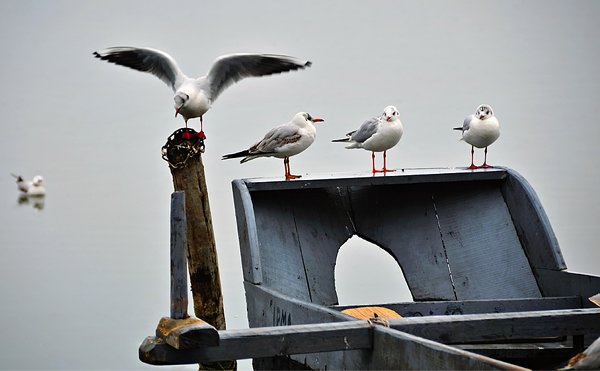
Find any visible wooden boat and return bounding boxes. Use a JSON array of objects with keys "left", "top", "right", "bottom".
[{"left": 140, "top": 167, "right": 600, "bottom": 370}]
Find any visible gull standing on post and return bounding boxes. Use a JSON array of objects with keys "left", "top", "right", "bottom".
[
  {"left": 332, "top": 105, "right": 403, "bottom": 173},
  {"left": 93, "top": 47, "right": 312, "bottom": 139},
  {"left": 222, "top": 112, "right": 324, "bottom": 180},
  {"left": 454, "top": 104, "right": 500, "bottom": 169}
]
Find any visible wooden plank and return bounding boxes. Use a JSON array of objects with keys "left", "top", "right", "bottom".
[
  {"left": 535, "top": 269, "right": 600, "bottom": 307},
  {"left": 457, "top": 342, "right": 577, "bottom": 369},
  {"left": 244, "top": 167, "right": 508, "bottom": 192},
  {"left": 349, "top": 184, "right": 456, "bottom": 300},
  {"left": 500, "top": 168, "right": 566, "bottom": 270},
  {"left": 433, "top": 182, "right": 541, "bottom": 299},
  {"left": 288, "top": 188, "right": 354, "bottom": 305},
  {"left": 243, "top": 282, "right": 353, "bottom": 328},
  {"left": 139, "top": 321, "right": 372, "bottom": 364},
  {"left": 170, "top": 191, "right": 188, "bottom": 319},
  {"left": 251, "top": 190, "right": 312, "bottom": 301},
  {"left": 140, "top": 320, "right": 523, "bottom": 369},
  {"left": 387, "top": 308, "right": 600, "bottom": 344},
  {"left": 231, "top": 180, "right": 262, "bottom": 284},
  {"left": 334, "top": 296, "right": 581, "bottom": 317},
  {"left": 366, "top": 326, "right": 525, "bottom": 370}
]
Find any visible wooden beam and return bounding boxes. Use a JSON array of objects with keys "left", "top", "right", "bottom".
[
  {"left": 334, "top": 296, "right": 582, "bottom": 317},
  {"left": 139, "top": 320, "right": 526, "bottom": 369},
  {"left": 387, "top": 308, "right": 600, "bottom": 344},
  {"left": 243, "top": 167, "right": 507, "bottom": 192},
  {"left": 140, "top": 321, "right": 372, "bottom": 364},
  {"left": 369, "top": 326, "right": 526, "bottom": 370}
]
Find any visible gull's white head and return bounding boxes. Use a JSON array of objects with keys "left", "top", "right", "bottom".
[
  {"left": 174, "top": 92, "right": 189, "bottom": 117},
  {"left": 382, "top": 105, "right": 400, "bottom": 122},
  {"left": 294, "top": 112, "right": 324, "bottom": 125},
  {"left": 475, "top": 104, "right": 494, "bottom": 120},
  {"left": 32, "top": 175, "right": 44, "bottom": 186}
]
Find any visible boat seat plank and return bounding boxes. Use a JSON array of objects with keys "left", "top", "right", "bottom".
[
  {"left": 350, "top": 184, "right": 457, "bottom": 300},
  {"left": 433, "top": 182, "right": 542, "bottom": 299}
]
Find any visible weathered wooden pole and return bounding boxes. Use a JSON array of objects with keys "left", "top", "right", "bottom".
[
  {"left": 162, "top": 129, "right": 235, "bottom": 370},
  {"left": 162, "top": 129, "right": 226, "bottom": 330}
]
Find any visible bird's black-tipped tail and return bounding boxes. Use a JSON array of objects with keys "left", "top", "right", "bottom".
[
  {"left": 222, "top": 150, "right": 250, "bottom": 162},
  {"left": 332, "top": 138, "right": 350, "bottom": 143}
]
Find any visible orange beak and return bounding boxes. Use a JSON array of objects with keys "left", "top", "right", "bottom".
[
  {"left": 312, "top": 118, "right": 324, "bottom": 123},
  {"left": 175, "top": 108, "right": 180, "bottom": 117}
]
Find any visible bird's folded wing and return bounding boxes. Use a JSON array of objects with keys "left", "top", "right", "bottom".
[
  {"left": 350, "top": 117, "right": 381, "bottom": 143},
  {"left": 250, "top": 124, "right": 301, "bottom": 154}
]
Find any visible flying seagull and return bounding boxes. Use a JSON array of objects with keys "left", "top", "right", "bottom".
[
  {"left": 93, "top": 47, "right": 312, "bottom": 139},
  {"left": 333, "top": 105, "right": 403, "bottom": 173},
  {"left": 222, "top": 112, "right": 323, "bottom": 180},
  {"left": 453, "top": 104, "right": 500, "bottom": 169}
]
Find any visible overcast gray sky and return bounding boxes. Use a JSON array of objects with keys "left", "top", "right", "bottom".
[{"left": 1, "top": 1, "right": 599, "bottom": 369}]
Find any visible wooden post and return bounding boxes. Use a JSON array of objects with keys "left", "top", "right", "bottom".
[
  {"left": 163, "top": 130, "right": 226, "bottom": 331},
  {"left": 163, "top": 130, "right": 235, "bottom": 370},
  {"left": 170, "top": 191, "right": 188, "bottom": 320}
]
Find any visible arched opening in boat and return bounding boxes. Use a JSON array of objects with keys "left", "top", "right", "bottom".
[{"left": 334, "top": 235, "right": 413, "bottom": 306}]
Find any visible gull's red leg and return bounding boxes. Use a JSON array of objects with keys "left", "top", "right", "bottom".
[
  {"left": 371, "top": 152, "right": 378, "bottom": 173},
  {"left": 481, "top": 147, "right": 492, "bottom": 168},
  {"left": 382, "top": 150, "right": 396, "bottom": 173},
  {"left": 197, "top": 116, "right": 206, "bottom": 140},
  {"left": 468, "top": 146, "right": 478, "bottom": 169},
  {"left": 182, "top": 119, "right": 192, "bottom": 140},
  {"left": 285, "top": 157, "right": 301, "bottom": 180}
]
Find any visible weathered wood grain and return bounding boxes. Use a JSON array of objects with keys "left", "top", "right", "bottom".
[
  {"left": 243, "top": 282, "right": 352, "bottom": 329},
  {"left": 367, "top": 326, "right": 525, "bottom": 370},
  {"left": 170, "top": 191, "right": 188, "bottom": 320},
  {"left": 140, "top": 321, "right": 524, "bottom": 369},
  {"left": 387, "top": 308, "right": 600, "bottom": 344},
  {"left": 244, "top": 167, "right": 507, "bottom": 192},
  {"left": 169, "top": 149, "right": 225, "bottom": 330},
  {"left": 140, "top": 321, "right": 372, "bottom": 364},
  {"left": 433, "top": 182, "right": 541, "bottom": 299},
  {"left": 350, "top": 184, "right": 457, "bottom": 300},
  {"left": 287, "top": 188, "right": 354, "bottom": 305},
  {"left": 500, "top": 168, "right": 566, "bottom": 270},
  {"left": 156, "top": 316, "right": 219, "bottom": 349},
  {"left": 231, "top": 179, "right": 262, "bottom": 284},
  {"left": 334, "top": 296, "right": 581, "bottom": 317},
  {"left": 535, "top": 269, "right": 600, "bottom": 307},
  {"left": 250, "top": 190, "right": 312, "bottom": 302}
]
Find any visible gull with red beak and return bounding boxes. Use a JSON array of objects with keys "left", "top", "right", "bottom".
[
  {"left": 333, "top": 105, "right": 403, "bottom": 173},
  {"left": 222, "top": 112, "right": 324, "bottom": 180},
  {"left": 93, "top": 47, "right": 312, "bottom": 139},
  {"left": 453, "top": 104, "right": 500, "bottom": 169}
]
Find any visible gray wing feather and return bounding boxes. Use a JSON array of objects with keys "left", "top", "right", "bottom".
[
  {"left": 459, "top": 114, "right": 475, "bottom": 132},
  {"left": 93, "top": 47, "right": 188, "bottom": 91},
  {"left": 206, "top": 54, "right": 311, "bottom": 100},
  {"left": 350, "top": 117, "right": 381, "bottom": 143},
  {"left": 250, "top": 124, "right": 300, "bottom": 154}
]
